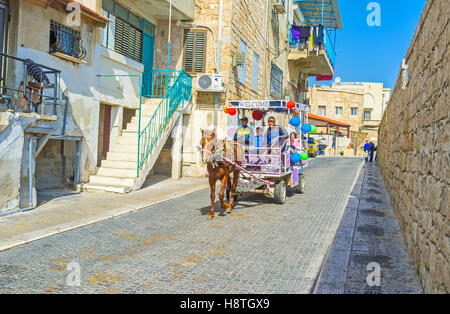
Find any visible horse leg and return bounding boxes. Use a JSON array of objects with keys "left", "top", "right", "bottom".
[
  {"left": 208, "top": 177, "right": 216, "bottom": 220},
  {"left": 219, "top": 174, "right": 229, "bottom": 211},
  {"left": 228, "top": 169, "right": 240, "bottom": 210}
]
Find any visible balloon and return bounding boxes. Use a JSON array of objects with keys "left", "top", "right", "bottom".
[
  {"left": 224, "top": 107, "right": 229, "bottom": 114},
  {"left": 287, "top": 101, "right": 295, "bottom": 109},
  {"left": 290, "top": 153, "right": 301, "bottom": 163},
  {"left": 227, "top": 108, "right": 237, "bottom": 116},
  {"left": 252, "top": 110, "right": 264, "bottom": 121},
  {"left": 289, "top": 117, "right": 301, "bottom": 127},
  {"left": 227, "top": 127, "right": 236, "bottom": 138},
  {"left": 310, "top": 125, "right": 317, "bottom": 134},
  {"left": 295, "top": 110, "right": 300, "bottom": 116},
  {"left": 300, "top": 152, "right": 309, "bottom": 160},
  {"left": 301, "top": 123, "right": 312, "bottom": 133}
]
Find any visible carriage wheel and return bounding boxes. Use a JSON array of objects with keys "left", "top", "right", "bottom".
[
  {"left": 295, "top": 174, "right": 305, "bottom": 194},
  {"left": 274, "top": 180, "right": 286, "bottom": 204}
]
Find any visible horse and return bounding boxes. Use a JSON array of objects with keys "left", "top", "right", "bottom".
[{"left": 200, "top": 129, "right": 244, "bottom": 220}]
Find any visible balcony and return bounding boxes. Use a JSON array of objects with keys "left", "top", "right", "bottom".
[
  {"left": 288, "top": 25, "right": 335, "bottom": 77},
  {"left": 118, "top": 0, "right": 194, "bottom": 21}
]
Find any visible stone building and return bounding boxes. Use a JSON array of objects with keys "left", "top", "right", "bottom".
[
  {"left": 307, "top": 82, "right": 390, "bottom": 155},
  {"left": 378, "top": 0, "right": 449, "bottom": 293}
]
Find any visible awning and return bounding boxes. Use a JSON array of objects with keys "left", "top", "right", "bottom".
[{"left": 307, "top": 113, "right": 350, "bottom": 127}]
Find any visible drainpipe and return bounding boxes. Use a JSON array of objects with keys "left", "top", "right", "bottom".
[
  {"left": 167, "top": 0, "right": 172, "bottom": 72},
  {"left": 263, "top": 0, "right": 270, "bottom": 98},
  {"left": 214, "top": 0, "right": 224, "bottom": 129}
]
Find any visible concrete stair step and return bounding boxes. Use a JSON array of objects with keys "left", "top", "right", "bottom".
[
  {"left": 89, "top": 175, "right": 135, "bottom": 187},
  {"left": 107, "top": 151, "right": 138, "bottom": 162},
  {"left": 111, "top": 143, "right": 139, "bottom": 153},
  {"left": 101, "top": 159, "right": 137, "bottom": 170},
  {"left": 83, "top": 183, "right": 131, "bottom": 193},
  {"left": 97, "top": 167, "right": 137, "bottom": 178}
]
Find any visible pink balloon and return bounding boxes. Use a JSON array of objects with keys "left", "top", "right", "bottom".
[{"left": 227, "top": 127, "right": 236, "bottom": 138}]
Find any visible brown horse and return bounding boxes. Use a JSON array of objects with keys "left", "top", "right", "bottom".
[{"left": 201, "top": 129, "right": 243, "bottom": 220}]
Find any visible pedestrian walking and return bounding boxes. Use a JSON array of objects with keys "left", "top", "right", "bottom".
[
  {"left": 363, "top": 140, "right": 370, "bottom": 162},
  {"left": 369, "top": 141, "right": 375, "bottom": 162}
]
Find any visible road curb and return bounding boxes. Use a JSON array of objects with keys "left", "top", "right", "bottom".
[
  {"left": 0, "top": 184, "right": 208, "bottom": 253},
  {"left": 313, "top": 160, "right": 365, "bottom": 294}
]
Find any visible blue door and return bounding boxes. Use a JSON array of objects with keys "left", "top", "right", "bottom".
[{"left": 142, "top": 20, "right": 155, "bottom": 97}]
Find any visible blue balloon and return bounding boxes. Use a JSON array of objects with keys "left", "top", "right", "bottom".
[
  {"left": 290, "top": 117, "right": 301, "bottom": 127},
  {"left": 290, "top": 153, "right": 301, "bottom": 163},
  {"left": 301, "top": 123, "right": 312, "bottom": 133}
]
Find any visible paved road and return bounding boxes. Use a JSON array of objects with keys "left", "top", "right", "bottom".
[{"left": 0, "top": 158, "right": 363, "bottom": 294}]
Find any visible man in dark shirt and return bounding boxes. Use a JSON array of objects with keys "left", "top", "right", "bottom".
[
  {"left": 263, "top": 116, "right": 289, "bottom": 154},
  {"left": 369, "top": 141, "right": 375, "bottom": 162}
]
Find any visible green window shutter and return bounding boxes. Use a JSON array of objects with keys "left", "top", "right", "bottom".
[
  {"left": 194, "top": 32, "right": 206, "bottom": 73},
  {"left": 184, "top": 30, "right": 206, "bottom": 73},
  {"left": 183, "top": 32, "right": 195, "bottom": 72},
  {"left": 115, "top": 17, "right": 142, "bottom": 63}
]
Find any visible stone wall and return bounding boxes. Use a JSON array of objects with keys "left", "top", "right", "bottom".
[{"left": 377, "top": 0, "right": 449, "bottom": 293}]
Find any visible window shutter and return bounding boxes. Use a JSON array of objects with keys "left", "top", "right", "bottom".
[
  {"left": 252, "top": 53, "right": 259, "bottom": 92},
  {"left": 183, "top": 32, "right": 194, "bottom": 72},
  {"left": 184, "top": 30, "right": 206, "bottom": 73},
  {"left": 238, "top": 39, "right": 247, "bottom": 84},
  {"left": 194, "top": 31, "right": 206, "bottom": 73},
  {"left": 115, "top": 18, "right": 142, "bottom": 63}
]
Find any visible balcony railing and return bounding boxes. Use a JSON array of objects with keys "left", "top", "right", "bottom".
[
  {"left": 142, "top": 70, "right": 182, "bottom": 98},
  {"left": 0, "top": 52, "right": 61, "bottom": 115},
  {"left": 289, "top": 24, "right": 336, "bottom": 69}
]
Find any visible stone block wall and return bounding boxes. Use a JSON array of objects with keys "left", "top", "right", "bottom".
[{"left": 377, "top": 0, "right": 449, "bottom": 293}]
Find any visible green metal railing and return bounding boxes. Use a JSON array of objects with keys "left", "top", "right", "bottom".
[
  {"left": 143, "top": 69, "right": 181, "bottom": 98},
  {"left": 137, "top": 70, "right": 192, "bottom": 176}
]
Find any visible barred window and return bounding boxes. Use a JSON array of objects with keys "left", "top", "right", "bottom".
[
  {"left": 49, "top": 21, "right": 86, "bottom": 59},
  {"left": 270, "top": 62, "right": 283, "bottom": 99}
]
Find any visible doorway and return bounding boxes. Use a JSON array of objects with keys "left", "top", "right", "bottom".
[
  {"left": 142, "top": 19, "right": 155, "bottom": 97},
  {"left": 98, "top": 103, "right": 112, "bottom": 167}
]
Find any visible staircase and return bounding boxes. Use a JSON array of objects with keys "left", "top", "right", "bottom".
[{"left": 83, "top": 70, "right": 192, "bottom": 193}]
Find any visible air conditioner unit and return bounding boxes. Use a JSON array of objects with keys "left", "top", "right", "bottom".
[
  {"left": 273, "top": 0, "right": 286, "bottom": 14},
  {"left": 196, "top": 74, "right": 225, "bottom": 92}
]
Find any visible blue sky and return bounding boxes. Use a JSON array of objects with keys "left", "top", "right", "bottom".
[{"left": 309, "top": 0, "right": 426, "bottom": 89}]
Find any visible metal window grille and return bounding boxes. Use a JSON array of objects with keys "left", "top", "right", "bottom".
[
  {"left": 270, "top": 62, "right": 283, "bottom": 99},
  {"left": 49, "top": 21, "right": 86, "bottom": 59}
]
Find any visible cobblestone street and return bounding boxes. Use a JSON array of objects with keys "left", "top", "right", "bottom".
[{"left": 0, "top": 158, "right": 363, "bottom": 293}]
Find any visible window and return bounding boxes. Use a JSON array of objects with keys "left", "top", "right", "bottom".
[
  {"left": 364, "top": 109, "right": 372, "bottom": 121},
  {"left": 335, "top": 106, "right": 343, "bottom": 116},
  {"left": 238, "top": 39, "right": 247, "bottom": 85},
  {"left": 49, "top": 21, "right": 86, "bottom": 59},
  {"left": 183, "top": 29, "right": 206, "bottom": 74},
  {"left": 318, "top": 106, "right": 326, "bottom": 116},
  {"left": 101, "top": 0, "right": 143, "bottom": 63},
  {"left": 270, "top": 62, "right": 283, "bottom": 99},
  {"left": 351, "top": 107, "right": 358, "bottom": 117},
  {"left": 252, "top": 52, "right": 259, "bottom": 92}
]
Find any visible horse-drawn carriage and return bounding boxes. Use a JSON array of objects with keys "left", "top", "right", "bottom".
[
  {"left": 201, "top": 99, "right": 310, "bottom": 219},
  {"left": 224, "top": 99, "right": 309, "bottom": 205}
]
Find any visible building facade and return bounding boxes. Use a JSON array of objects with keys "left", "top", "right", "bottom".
[
  {"left": 307, "top": 82, "right": 390, "bottom": 155},
  {"left": 0, "top": 0, "right": 342, "bottom": 214}
]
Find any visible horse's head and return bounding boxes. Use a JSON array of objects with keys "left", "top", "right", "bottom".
[{"left": 201, "top": 129, "right": 216, "bottom": 162}]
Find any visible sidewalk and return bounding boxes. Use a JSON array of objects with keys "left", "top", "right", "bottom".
[
  {"left": 314, "top": 161, "right": 423, "bottom": 294},
  {"left": 0, "top": 175, "right": 208, "bottom": 252}
]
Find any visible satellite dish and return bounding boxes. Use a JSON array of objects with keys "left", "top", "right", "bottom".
[{"left": 335, "top": 77, "right": 342, "bottom": 84}]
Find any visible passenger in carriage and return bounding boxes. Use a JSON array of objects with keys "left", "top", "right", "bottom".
[
  {"left": 263, "top": 116, "right": 289, "bottom": 153},
  {"left": 234, "top": 116, "right": 253, "bottom": 161}
]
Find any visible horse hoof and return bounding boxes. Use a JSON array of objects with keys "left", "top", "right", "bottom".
[
  {"left": 207, "top": 214, "right": 214, "bottom": 220},
  {"left": 226, "top": 207, "right": 232, "bottom": 213},
  {"left": 221, "top": 202, "right": 229, "bottom": 209}
]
